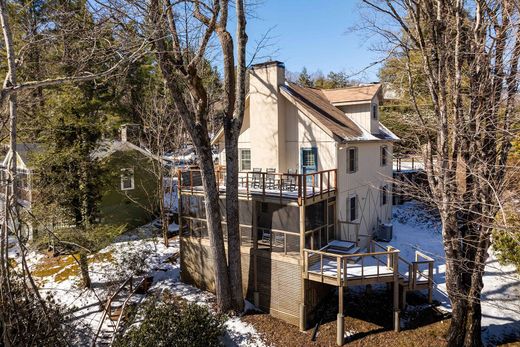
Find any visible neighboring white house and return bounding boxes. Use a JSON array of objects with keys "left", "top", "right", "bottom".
[{"left": 212, "top": 61, "right": 398, "bottom": 241}]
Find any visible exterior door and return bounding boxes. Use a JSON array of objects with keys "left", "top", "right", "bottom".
[{"left": 300, "top": 147, "right": 318, "bottom": 186}]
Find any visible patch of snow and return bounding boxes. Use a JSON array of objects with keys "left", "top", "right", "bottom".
[
  {"left": 389, "top": 201, "right": 520, "bottom": 344},
  {"left": 26, "top": 225, "right": 267, "bottom": 346}
]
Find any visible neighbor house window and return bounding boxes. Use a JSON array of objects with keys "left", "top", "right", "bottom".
[
  {"left": 347, "top": 147, "right": 358, "bottom": 173},
  {"left": 120, "top": 168, "right": 135, "bottom": 190},
  {"left": 381, "top": 185, "right": 388, "bottom": 205},
  {"left": 348, "top": 195, "right": 358, "bottom": 222},
  {"left": 380, "top": 145, "right": 388, "bottom": 166},
  {"left": 239, "top": 148, "right": 251, "bottom": 171},
  {"left": 372, "top": 104, "right": 378, "bottom": 119}
]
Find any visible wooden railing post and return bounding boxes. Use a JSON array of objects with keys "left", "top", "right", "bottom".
[
  {"left": 336, "top": 257, "right": 341, "bottom": 286},
  {"left": 262, "top": 173, "right": 266, "bottom": 197},
  {"left": 428, "top": 261, "right": 434, "bottom": 303}
]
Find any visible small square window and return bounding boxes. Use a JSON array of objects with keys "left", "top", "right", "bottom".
[{"left": 121, "top": 168, "right": 135, "bottom": 190}]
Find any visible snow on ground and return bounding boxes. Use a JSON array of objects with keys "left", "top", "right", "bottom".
[
  {"left": 388, "top": 201, "right": 520, "bottom": 344},
  {"left": 27, "top": 223, "right": 266, "bottom": 347}
]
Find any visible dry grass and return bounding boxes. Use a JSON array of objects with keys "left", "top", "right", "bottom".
[{"left": 32, "top": 250, "right": 114, "bottom": 283}]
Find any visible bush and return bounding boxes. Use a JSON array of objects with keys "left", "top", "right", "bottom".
[
  {"left": 493, "top": 209, "right": 520, "bottom": 271},
  {"left": 0, "top": 272, "right": 73, "bottom": 346},
  {"left": 114, "top": 296, "right": 226, "bottom": 347}
]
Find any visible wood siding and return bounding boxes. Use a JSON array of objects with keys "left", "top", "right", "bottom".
[{"left": 180, "top": 237, "right": 302, "bottom": 326}]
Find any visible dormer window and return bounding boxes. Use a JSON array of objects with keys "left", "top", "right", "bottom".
[{"left": 372, "top": 104, "right": 378, "bottom": 120}]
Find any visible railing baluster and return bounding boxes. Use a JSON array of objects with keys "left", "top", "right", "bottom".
[
  {"left": 320, "top": 172, "right": 323, "bottom": 198},
  {"left": 320, "top": 253, "right": 324, "bottom": 282},
  {"left": 262, "top": 173, "right": 266, "bottom": 197}
]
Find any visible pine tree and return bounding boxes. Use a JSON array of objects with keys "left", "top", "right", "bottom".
[{"left": 297, "top": 67, "right": 313, "bottom": 87}]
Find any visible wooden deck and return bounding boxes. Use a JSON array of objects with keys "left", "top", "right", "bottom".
[
  {"left": 178, "top": 168, "right": 337, "bottom": 205},
  {"left": 303, "top": 240, "right": 434, "bottom": 295}
]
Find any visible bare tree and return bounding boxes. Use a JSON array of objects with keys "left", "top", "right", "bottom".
[
  {"left": 145, "top": 0, "right": 247, "bottom": 312},
  {"left": 0, "top": 0, "right": 141, "bottom": 343},
  {"left": 362, "top": 1, "right": 520, "bottom": 346}
]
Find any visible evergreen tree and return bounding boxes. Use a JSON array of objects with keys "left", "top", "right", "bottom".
[{"left": 297, "top": 67, "right": 313, "bottom": 87}]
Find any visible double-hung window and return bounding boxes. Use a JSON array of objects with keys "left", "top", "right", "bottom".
[
  {"left": 347, "top": 147, "right": 358, "bottom": 173},
  {"left": 348, "top": 195, "right": 358, "bottom": 222},
  {"left": 381, "top": 185, "right": 388, "bottom": 205},
  {"left": 380, "top": 145, "right": 388, "bottom": 166},
  {"left": 239, "top": 148, "right": 251, "bottom": 171},
  {"left": 121, "top": 168, "right": 135, "bottom": 190}
]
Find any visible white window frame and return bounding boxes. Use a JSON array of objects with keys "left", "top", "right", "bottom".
[
  {"left": 239, "top": 148, "right": 251, "bottom": 171},
  {"left": 380, "top": 145, "right": 388, "bottom": 166},
  {"left": 346, "top": 147, "right": 358, "bottom": 173},
  {"left": 372, "top": 103, "right": 378, "bottom": 120},
  {"left": 120, "top": 168, "right": 135, "bottom": 191},
  {"left": 347, "top": 194, "right": 359, "bottom": 222}
]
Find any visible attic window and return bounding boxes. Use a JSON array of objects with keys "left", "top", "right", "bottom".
[
  {"left": 121, "top": 168, "right": 135, "bottom": 191},
  {"left": 372, "top": 104, "right": 378, "bottom": 120}
]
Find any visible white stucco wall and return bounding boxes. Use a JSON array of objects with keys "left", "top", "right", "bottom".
[
  {"left": 335, "top": 141, "right": 393, "bottom": 242},
  {"left": 283, "top": 98, "right": 336, "bottom": 173}
]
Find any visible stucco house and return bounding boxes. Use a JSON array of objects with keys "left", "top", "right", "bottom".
[
  {"left": 178, "top": 61, "right": 434, "bottom": 345},
  {"left": 212, "top": 61, "right": 397, "bottom": 242}
]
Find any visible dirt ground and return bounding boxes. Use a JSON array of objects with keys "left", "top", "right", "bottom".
[{"left": 242, "top": 287, "right": 451, "bottom": 347}]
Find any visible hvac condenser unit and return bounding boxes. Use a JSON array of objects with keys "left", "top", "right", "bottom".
[{"left": 377, "top": 223, "right": 393, "bottom": 242}]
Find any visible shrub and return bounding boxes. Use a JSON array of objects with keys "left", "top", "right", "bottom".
[
  {"left": 114, "top": 296, "right": 226, "bottom": 347},
  {"left": 493, "top": 209, "right": 520, "bottom": 271}
]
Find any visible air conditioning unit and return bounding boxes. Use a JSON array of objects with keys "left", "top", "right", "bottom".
[{"left": 377, "top": 223, "right": 393, "bottom": 242}]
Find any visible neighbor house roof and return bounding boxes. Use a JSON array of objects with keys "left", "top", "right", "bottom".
[
  {"left": 281, "top": 82, "right": 363, "bottom": 141},
  {"left": 1, "top": 143, "right": 42, "bottom": 169},
  {"left": 92, "top": 140, "right": 162, "bottom": 162},
  {"left": 321, "top": 84, "right": 382, "bottom": 105}
]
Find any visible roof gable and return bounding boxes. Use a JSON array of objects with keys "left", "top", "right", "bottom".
[
  {"left": 281, "top": 82, "right": 363, "bottom": 141},
  {"left": 321, "top": 84, "right": 382, "bottom": 105}
]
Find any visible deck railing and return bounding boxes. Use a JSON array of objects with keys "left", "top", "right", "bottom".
[
  {"left": 303, "top": 241, "right": 400, "bottom": 287},
  {"left": 303, "top": 240, "right": 435, "bottom": 291},
  {"left": 178, "top": 168, "right": 337, "bottom": 203}
]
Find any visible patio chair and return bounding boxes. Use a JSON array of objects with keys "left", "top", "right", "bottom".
[
  {"left": 273, "top": 232, "right": 285, "bottom": 248},
  {"left": 251, "top": 168, "right": 262, "bottom": 189},
  {"left": 260, "top": 229, "right": 271, "bottom": 244},
  {"left": 266, "top": 168, "right": 277, "bottom": 190},
  {"left": 285, "top": 168, "right": 298, "bottom": 192}
]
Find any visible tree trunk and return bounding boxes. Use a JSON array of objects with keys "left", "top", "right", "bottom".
[
  {"left": 224, "top": 128, "right": 244, "bottom": 312},
  {"left": 79, "top": 252, "right": 91, "bottom": 289},
  {"left": 198, "top": 145, "right": 233, "bottom": 312},
  {"left": 443, "top": 215, "right": 486, "bottom": 347}
]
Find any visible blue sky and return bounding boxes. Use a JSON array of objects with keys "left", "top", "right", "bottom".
[{"left": 246, "top": 0, "right": 381, "bottom": 82}]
